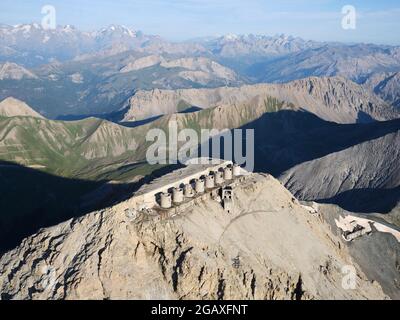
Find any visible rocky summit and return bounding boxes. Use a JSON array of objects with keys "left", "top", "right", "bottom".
[{"left": 0, "top": 171, "right": 397, "bottom": 300}]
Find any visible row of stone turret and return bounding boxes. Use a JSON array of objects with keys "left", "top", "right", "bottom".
[{"left": 159, "top": 164, "right": 241, "bottom": 209}]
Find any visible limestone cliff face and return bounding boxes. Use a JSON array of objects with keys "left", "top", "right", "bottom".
[
  {"left": 0, "top": 174, "right": 388, "bottom": 300},
  {"left": 122, "top": 77, "right": 398, "bottom": 124}
]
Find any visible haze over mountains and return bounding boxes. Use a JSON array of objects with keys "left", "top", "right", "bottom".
[
  {"left": 0, "top": 24, "right": 398, "bottom": 203},
  {"left": 0, "top": 24, "right": 317, "bottom": 66},
  {"left": 0, "top": 24, "right": 161, "bottom": 66},
  {"left": 1, "top": 24, "right": 400, "bottom": 119}
]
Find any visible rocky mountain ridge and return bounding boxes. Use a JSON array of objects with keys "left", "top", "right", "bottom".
[
  {"left": 253, "top": 44, "right": 400, "bottom": 84},
  {"left": 202, "top": 33, "right": 321, "bottom": 57},
  {"left": 280, "top": 130, "right": 400, "bottom": 213},
  {"left": 0, "top": 172, "right": 394, "bottom": 300},
  {"left": 122, "top": 76, "right": 398, "bottom": 124},
  {"left": 2, "top": 24, "right": 400, "bottom": 118}
]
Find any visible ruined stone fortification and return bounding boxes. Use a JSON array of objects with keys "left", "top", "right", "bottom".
[{"left": 125, "top": 160, "right": 245, "bottom": 221}]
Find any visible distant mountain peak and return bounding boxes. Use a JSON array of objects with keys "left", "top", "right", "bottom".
[
  {"left": 223, "top": 33, "right": 239, "bottom": 41},
  {"left": 62, "top": 24, "right": 76, "bottom": 32},
  {"left": 0, "top": 62, "right": 37, "bottom": 80},
  {"left": 98, "top": 24, "right": 138, "bottom": 37},
  {"left": 205, "top": 32, "right": 318, "bottom": 57},
  {"left": 0, "top": 97, "right": 44, "bottom": 119}
]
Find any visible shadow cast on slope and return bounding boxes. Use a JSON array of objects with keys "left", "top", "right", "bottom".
[
  {"left": 241, "top": 111, "right": 400, "bottom": 213},
  {"left": 0, "top": 161, "right": 180, "bottom": 254},
  {"left": 238, "top": 110, "right": 400, "bottom": 176},
  {"left": 199, "top": 110, "right": 399, "bottom": 213},
  {"left": 2, "top": 110, "right": 398, "bottom": 251},
  {"left": 319, "top": 186, "right": 400, "bottom": 214}
]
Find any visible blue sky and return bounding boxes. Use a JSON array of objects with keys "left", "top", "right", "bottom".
[{"left": 1, "top": 0, "right": 400, "bottom": 44}]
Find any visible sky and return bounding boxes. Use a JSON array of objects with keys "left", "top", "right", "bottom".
[{"left": 1, "top": 0, "right": 400, "bottom": 44}]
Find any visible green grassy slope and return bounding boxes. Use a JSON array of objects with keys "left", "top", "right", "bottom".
[{"left": 0, "top": 96, "right": 288, "bottom": 180}]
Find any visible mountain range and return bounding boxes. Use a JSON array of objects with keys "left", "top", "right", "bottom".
[
  {"left": 0, "top": 24, "right": 162, "bottom": 66},
  {"left": 0, "top": 86, "right": 398, "bottom": 251},
  {"left": 0, "top": 24, "right": 399, "bottom": 233},
  {"left": 120, "top": 76, "right": 399, "bottom": 123},
  {"left": 1, "top": 24, "right": 400, "bottom": 119},
  {"left": 0, "top": 23, "right": 399, "bottom": 300}
]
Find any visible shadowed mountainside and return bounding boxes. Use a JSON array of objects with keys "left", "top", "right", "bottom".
[
  {"left": 280, "top": 128, "right": 400, "bottom": 213},
  {"left": 320, "top": 187, "right": 400, "bottom": 214},
  {"left": 0, "top": 161, "right": 181, "bottom": 253},
  {"left": 239, "top": 112, "right": 400, "bottom": 213},
  {"left": 0, "top": 98, "right": 398, "bottom": 252},
  {"left": 1, "top": 99, "right": 399, "bottom": 215},
  {"left": 184, "top": 108, "right": 399, "bottom": 213},
  {"left": 239, "top": 111, "right": 400, "bottom": 175}
]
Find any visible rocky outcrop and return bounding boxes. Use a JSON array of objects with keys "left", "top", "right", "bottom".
[
  {"left": 0, "top": 173, "right": 389, "bottom": 300},
  {"left": 122, "top": 77, "right": 398, "bottom": 123}
]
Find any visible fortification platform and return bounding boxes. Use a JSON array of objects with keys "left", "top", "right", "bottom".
[{"left": 128, "top": 158, "right": 245, "bottom": 213}]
